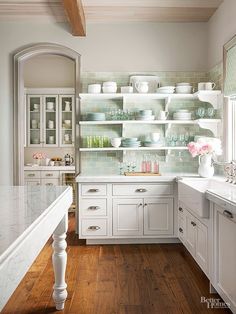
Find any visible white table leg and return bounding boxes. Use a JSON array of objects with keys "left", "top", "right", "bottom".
[{"left": 52, "top": 213, "right": 68, "bottom": 310}]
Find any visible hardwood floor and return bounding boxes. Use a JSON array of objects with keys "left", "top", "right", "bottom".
[{"left": 2, "top": 214, "right": 230, "bottom": 314}]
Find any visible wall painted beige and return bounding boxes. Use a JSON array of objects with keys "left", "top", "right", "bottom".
[
  {"left": 24, "top": 54, "right": 75, "bottom": 88},
  {"left": 208, "top": 0, "right": 236, "bottom": 68},
  {"left": 0, "top": 21, "right": 208, "bottom": 184}
]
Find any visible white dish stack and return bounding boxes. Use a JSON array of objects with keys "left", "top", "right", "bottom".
[
  {"left": 156, "top": 86, "right": 175, "bottom": 94},
  {"left": 175, "top": 83, "right": 194, "bottom": 94},
  {"left": 173, "top": 110, "right": 192, "bottom": 120}
]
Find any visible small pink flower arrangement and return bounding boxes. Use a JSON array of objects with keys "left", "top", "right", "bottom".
[
  {"left": 33, "top": 152, "right": 46, "bottom": 160},
  {"left": 188, "top": 138, "right": 222, "bottom": 158}
]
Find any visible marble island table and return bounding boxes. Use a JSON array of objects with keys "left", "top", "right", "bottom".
[{"left": 0, "top": 185, "right": 73, "bottom": 311}]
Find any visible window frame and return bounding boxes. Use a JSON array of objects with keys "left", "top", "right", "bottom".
[{"left": 223, "top": 35, "right": 236, "bottom": 161}]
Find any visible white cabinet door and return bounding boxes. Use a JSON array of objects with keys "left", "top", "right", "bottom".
[
  {"left": 43, "top": 95, "right": 59, "bottom": 147},
  {"left": 195, "top": 220, "right": 208, "bottom": 273},
  {"left": 143, "top": 198, "right": 174, "bottom": 235},
  {"left": 113, "top": 199, "right": 143, "bottom": 236},
  {"left": 185, "top": 211, "right": 196, "bottom": 257},
  {"left": 214, "top": 206, "right": 236, "bottom": 312},
  {"left": 27, "top": 95, "right": 43, "bottom": 147},
  {"left": 59, "top": 95, "right": 75, "bottom": 147}
]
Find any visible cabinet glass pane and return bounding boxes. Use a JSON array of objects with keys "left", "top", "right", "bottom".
[
  {"left": 61, "top": 96, "right": 73, "bottom": 145},
  {"left": 29, "top": 96, "right": 41, "bottom": 145},
  {"left": 45, "top": 96, "right": 57, "bottom": 145}
]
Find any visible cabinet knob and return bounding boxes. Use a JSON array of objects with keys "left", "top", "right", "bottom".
[
  {"left": 136, "top": 188, "right": 147, "bottom": 193},
  {"left": 28, "top": 174, "right": 35, "bottom": 177},
  {"left": 191, "top": 221, "right": 196, "bottom": 227},
  {"left": 179, "top": 227, "right": 183, "bottom": 233},
  {"left": 46, "top": 183, "right": 53, "bottom": 186},
  {"left": 179, "top": 207, "right": 183, "bottom": 212},
  {"left": 88, "top": 226, "right": 100, "bottom": 231},
  {"left": 46, "top": 173, "right": 53, "bottom": 177},
  {"left": 144, "top": 203, "right": 147, "bottom": 207},
  {"left": 88, "top": 206, "right": 100, "bottom": 210},
  {"left": 138, "top": 203, "right": 143, "bottom": 207},
  {"left": 223, "top": 210, "right": 233, "bottom": 219},
  {"left": 88, "top": 188, "right": 99, "bottom": 193}
]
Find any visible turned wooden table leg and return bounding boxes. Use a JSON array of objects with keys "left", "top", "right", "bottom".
[{"left": 52, "top": 213, "right": 68, "bottom": 310}]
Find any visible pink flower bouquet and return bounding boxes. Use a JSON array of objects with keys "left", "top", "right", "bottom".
[
  {"left": 33, "top": 152, "right": 46, "bottom": 160},
  {"left": 187, "top": 138, "right": 222, "bottom": 158}
]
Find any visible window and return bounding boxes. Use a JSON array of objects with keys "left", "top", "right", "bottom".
[{"left": 224, "top": 35, "right": 236, "bottom": 161}]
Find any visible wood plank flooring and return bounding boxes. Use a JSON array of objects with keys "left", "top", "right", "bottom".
[{"left": 2, "top": 214, "right": 231, "bottom": 314}]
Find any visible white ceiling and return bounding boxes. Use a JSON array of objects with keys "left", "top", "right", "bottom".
[{"left": 0, "top": 0, "right": 224, "bottom": 23}]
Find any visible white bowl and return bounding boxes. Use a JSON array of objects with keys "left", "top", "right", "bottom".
[
  {"left": 158, "top": 86, "right": 175, "bottom": 90},
  {"left": 150, "top": 132, "right": 161, "bottom": 142},
  {"left": 157, "top": 88, "right": 175, "bottom": 94},
  {"left": 176, "top": 86, "right": 193, "bottom": 94},
  {"left": 88, "top": 84, "right": 101, "bottom": 94},
  {"left": 111, "top": 138, "right": 121, "bottom": 148},
  {"left": 102, "top": 86, "right": 117, "bottom": 93}
]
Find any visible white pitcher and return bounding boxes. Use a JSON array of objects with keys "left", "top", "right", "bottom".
[
  {"left": 65, "top": 101, "right": 71, "bottom": 112},
  {"left": 198, "top": 154, "right": 214, "bottom": 178},
  {"left": 135, "top": 82, "right": 149, "bottom": 93}
]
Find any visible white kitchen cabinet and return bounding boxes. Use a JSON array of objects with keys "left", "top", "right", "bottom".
[
  {"left": 41, "top": 178, "right": 60, "bottom": 186},
  {"left": 25, "top": 89, "right": 75, "bottom": 148},
  {"left": 178, "top": 204, "right": 208, "bottom": 275},
  {"left": 213, "top": 204, "right": 236, "bottom": 313},
  {"left": 113, "top": 198, "right": 143, "bottom": 236},
  {"left": 143, "top": 198, "right": 173, "bottom": 235},
  {"left": 24, "top": 178, "right": 41, "bottom": 186}
]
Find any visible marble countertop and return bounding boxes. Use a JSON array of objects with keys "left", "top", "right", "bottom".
[
  {"left": 76, "top": 173, "right": 200, "bottom": 183},
  {"left": 206, "top": 184, "right": 236, "bottom": 213},
  {"left": 0, "top": 186, "right": 70, "bottom": 260},
  {"left": 24, "top": 166, "right": 75, "bottom": 171}
]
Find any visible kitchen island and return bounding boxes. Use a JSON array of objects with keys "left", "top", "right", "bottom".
[{"left": 0, "top": 185, "right": 73, "bottom": 311}]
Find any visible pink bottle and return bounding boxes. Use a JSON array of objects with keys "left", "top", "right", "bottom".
[
  {"left": 146, "top": 154, "right": 152, "bottom": 173},
  {"left": 153, "top": 155, "right": 159, "bottom": 174},
  {"left": 141, "top": 155, "right": 147, "bottom": 172}
]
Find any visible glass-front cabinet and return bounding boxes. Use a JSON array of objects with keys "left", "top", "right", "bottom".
[{"left": 26, "top": 89, "right": 75, "bottom": 148}]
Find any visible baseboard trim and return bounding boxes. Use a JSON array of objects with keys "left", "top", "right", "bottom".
[{"left": 86, "top": 238, "right": 180, "bottom": 245}]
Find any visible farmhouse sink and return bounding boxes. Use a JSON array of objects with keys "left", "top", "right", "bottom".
[{"left": 178, "top": 178, "right": 229, "bottom": 218}]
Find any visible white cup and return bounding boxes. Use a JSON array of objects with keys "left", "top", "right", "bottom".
[
  {"left": 158, "top": 111, "right": 169, "bottom": 120},
  {"left": 205, "top": 82, "right": 216, "bottom": 90},
  {"left": 47, "top": 102, "right": 54, "bottom": 110},
  {"left": 111, "top": 137, "right": 121, "bottom": 148},
  {"left": 45, "top": 158, "right": 51, "bottom": 166},
  {"left": 121, "top": 86, "right": 133, "bottom": 93},
  {"left": 135, "top": 82, "right": 149, "bottom": 93},
  {"left": 33, "top": 104, "right": 39, "bottom": 111},
  {"left": 49, "top": 161, "right": 55, "bottom": 166},
  {"left": 49, "top": 136, "right": 54, "bottom": 144},
  {"left": 150, "top": 133, "right": 161, "bottom": 143},
  {"left": 198, "top": 82, "right": 206, "bottom": 91},
  {"left": 48, "top": 120, "right": 54, "bottom": 129},
  {"left": 31, "top": 120, "right": 38, "bottom": 129}
]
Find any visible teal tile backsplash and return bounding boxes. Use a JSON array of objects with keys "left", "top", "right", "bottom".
[{"left": 79, "top": 69, "right": 222, "bottom": 176}]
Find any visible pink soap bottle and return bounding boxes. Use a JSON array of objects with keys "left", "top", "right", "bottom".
[
  {"left": 153, "top": 155, "right": 159, "bottom": 174},
  {"left": 146, "top": 154, "right": 152, "bottom": 173},
  {"left": 141, "top": 155, "right": 147, "bottom": 173}
]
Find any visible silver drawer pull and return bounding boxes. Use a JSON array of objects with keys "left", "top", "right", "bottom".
[
  {"left": 46, "top": 173, "right": 53, "bottom": 177},
  {"left": 88, "top": 226, "right": 100, "bottom": 231},
  {"left": 46, "top": 183, "right": 53, "bottom": 186},
  {"left": 179, "top": 227, "right": 183, "bottom": 233},
  {"left": 179, "top": 207, "right": 183, "bottom": 212},
  {"left": 191, "top": 221, "right": 196, "bottom": 227},
  {"left": 88, "top": 188, "right": 99, "bottom": 193},
  {"left": 28, "top": 174, "right": 35, "bottom": 177},
  {"left": 136, "top": 188, "right": 147, "bottom": 193},
  {"left": 88, "top": 206, "right": 100, "bottom": 210},
  {"left": 223, "top": 210, "right": 233, "bottom": 219}
]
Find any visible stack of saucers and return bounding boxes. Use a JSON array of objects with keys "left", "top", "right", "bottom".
[
  {"left": 156, "top": 86, "right": 175, "bottom": 94},
  {"left": 121, "top": 138, "right": 141, "bottom": 148},
  {"left": 136, "top": 109, "right": 155, "bottom": 121}
]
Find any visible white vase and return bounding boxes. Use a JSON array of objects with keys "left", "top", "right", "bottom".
[{"left": 198, "top": 154, "right": 214, "bottom": 178}]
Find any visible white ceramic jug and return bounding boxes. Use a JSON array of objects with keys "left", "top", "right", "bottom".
[
  {"left": 65, "top": 101, "right": 71, "bottom": 112},
  {"left": 135, "top": 82, "right": 149, "bottom": 93},
  {"left": 198, "top": 154, "right": 214, "bottom": 178}
]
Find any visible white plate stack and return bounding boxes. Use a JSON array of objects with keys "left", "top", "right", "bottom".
[
  {"left": 156, "top": 86, "right": 175, "bottom": 94},
  {"left": 173, "top": 110, "right": 192, "bottom": 120}
]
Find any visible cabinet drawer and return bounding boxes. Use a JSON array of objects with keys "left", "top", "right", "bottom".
[
  {"left": 41, "top": 171, "right": 60, "bottom": 179},
  {"left": 113, "top": 184, "right": 173, "bottom": 196},
  {"left": 41, "top": 178, "right": 59, "bottom": 186},
  {"left": 24, "top": 171, "right": 40, "bottom": 179},
  {"left": 81, "top": 184, "right": 107, "bottom": 196},
  {"left": 24, "top": 178, "right": 41, "bottom": 186},
  {"left": 80, "top": 199, "right": 107, "bottom": 216},
  {"left": 178, "top": 216, "right": 185, "bottom": 243},
  {"left": 81, "top": 219, "right": 107, "bottom": 237}
]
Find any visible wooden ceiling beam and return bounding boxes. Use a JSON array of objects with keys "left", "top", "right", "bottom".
[{"left": 62, "top": 0, "right": 86, "bottom": 36}]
